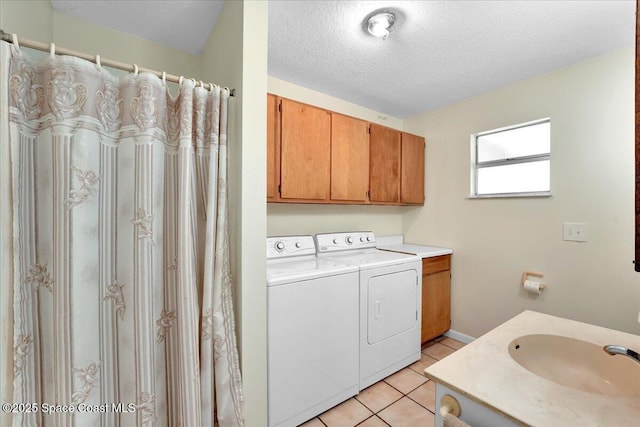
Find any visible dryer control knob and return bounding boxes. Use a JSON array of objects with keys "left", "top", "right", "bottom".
[
  {"left": 275, "top": 241, "right": 285, "bottom": 251},
  {"left": 360, "top": 237, "right": 365, "bottom": 242},
  {"left": 346, "top": 236, "right": 353, "bottom": 244},
  {"left": 366, "top": 236, "right": 371, "bottom": 242},
  {"left": 295, "top": 242, "right": 301, "bottom": 248},
  {"left": 333, "top": 238, "right": 338, "bottom": 244}
]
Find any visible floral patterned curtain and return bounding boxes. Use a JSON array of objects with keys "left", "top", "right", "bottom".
[{"left": 0, "top": 41, "right": 244, "bottom": 426}]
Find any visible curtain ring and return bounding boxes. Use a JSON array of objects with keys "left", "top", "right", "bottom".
[
  {"left": 50, "top": 43, "right": 56, "bottom": 57},
  {"left": 199, "top": 80, "right": 204, "bottom": 88},
  {"left": 189, "top": 78, "right": 196, "bottom": 87},
  {"left": 179, "top": 76, "right": 184, "bottom": 86},
  {"left": 95, "top": 54, "right": 101, "bottom": 68},
  {"left": 161, "top": 71, "right": 167, "bottom": 84},
  {"left": 133, "top": 64, "right": 139, "bottom": 75},
  {"left": 11, "top": 34, "right": 19, "bottom": 49}
]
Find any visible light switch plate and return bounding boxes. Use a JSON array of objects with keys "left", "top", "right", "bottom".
[{"left": 563, "top": 222, "right": 588, "bottom": 242}]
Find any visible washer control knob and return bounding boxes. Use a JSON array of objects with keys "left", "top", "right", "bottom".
[
  {"left": 333, "top": 238, "right": 338, "bottom": 244},
  {"left": 346, "top": 236, "right": 353, "bottom": 244},
  {"left": 295, "top": 242, "right": 301, "bottom": 248},
  {"left": 360, "top": 237, "right": 365, "bottom": 242},
  {"left": 366, "top": 236, "right": 371, "bottom": 242},
  {"left": 275, "top": 241, "right": 285, "bottom": 252}
]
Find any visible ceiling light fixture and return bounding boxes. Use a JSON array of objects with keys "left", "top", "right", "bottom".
[{"left": 367, "top": 11, "right": 396, "bottom": 40}]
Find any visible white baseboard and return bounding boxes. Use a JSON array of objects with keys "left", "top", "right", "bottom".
[{"left": 444, "top": 329, "right": 475, "bottom": 344}]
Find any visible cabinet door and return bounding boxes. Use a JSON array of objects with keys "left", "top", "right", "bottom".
[
  {"left": 369, "top": 124, "right": 400, "bottom": 203},
  {"left": 422, "top": 255, "right": 451, "bottom": 343},
  {"left": 266, "top": 94, "right": 279, "bottom": 201},
  {"left": 331, "top": 114, "right": 369, "bottom": 202},
  {"left": 401, "top": 133, "right": 425, "bottom": 204},
  {"left": 280, "top": 99, "right": 331, "bottom": 201}
]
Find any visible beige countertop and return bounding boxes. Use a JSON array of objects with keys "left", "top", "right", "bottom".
[{"left": 424, "top": 310, "right": 640, "bottom": 426}]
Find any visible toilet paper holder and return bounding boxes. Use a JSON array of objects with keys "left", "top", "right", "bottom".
[{"left": 521, "top": 270, "right": 546, "bottom": 291}]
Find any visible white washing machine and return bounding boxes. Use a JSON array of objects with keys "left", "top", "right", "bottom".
[
  {"left": 315, "top": 231, "right": 422, "bottom": 390},
  {"left": 266, "top": 235, "right": 359, "bottom": 427}
]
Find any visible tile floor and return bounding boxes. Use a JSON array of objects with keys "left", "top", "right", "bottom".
[{"left": 299, "top": 336, "right": 465, "bottom": 427}]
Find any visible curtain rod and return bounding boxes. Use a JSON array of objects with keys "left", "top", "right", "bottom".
[{"left": 0, "top": 29, "right": 236, "bottom": 97}]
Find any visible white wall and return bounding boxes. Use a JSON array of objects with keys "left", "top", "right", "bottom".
[
  {"left": 268, "top": 76, "right": 403, "bottom": 129},
  {"left": 0, "top": 0, "right": 53, "bottom": 41},
  {"left": 403, "top": 47, "right": 639, "bottom": 337},
  {"left": 267, "top": 76, "right": 410, "bottom": 237},
  {"left": 202, "top": 1, "right": 268, "bottom": 424}
]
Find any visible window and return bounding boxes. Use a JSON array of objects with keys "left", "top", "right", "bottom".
[{"left": 471, "top": 119, "right": 551, "bottom": 197}]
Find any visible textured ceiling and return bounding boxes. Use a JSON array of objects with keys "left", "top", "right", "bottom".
[
  {"left": 50, "top": 1, "right": 635, "bottom": 118},
  {"left": 268, "top": 0, "right": 635, "bottom": 118}
]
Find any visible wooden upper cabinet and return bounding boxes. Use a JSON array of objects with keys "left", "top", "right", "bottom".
[
  {"left": 401, "top": 132, "right": 425, "bottom": 204},
  {"left": 369, "top": 124, "right": 401, "bottom": 203},
  {"left": 331, "top": 114, "right": 370, "bottom": 202},
  {"left": 266, "top": 94, "right": 425, "bottom": 206},
  {"left": 280, "top": 99, "right": 331, "bottom": 201},
  {"left": 266, "top": 94, "right": 279, "bottom": 201}
]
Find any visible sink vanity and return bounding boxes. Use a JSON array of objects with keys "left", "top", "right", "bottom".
[{"left": 424, "top": 311, "right": 640, "bottom": 427}]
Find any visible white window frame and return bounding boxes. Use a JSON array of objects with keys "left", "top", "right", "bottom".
[{"left": 470, "top": 118, "right": 551, "bottom": 198}]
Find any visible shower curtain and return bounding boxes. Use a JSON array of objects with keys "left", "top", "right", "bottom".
[{"left": 0, "top": 41, "right": 244, "bottom": 426}]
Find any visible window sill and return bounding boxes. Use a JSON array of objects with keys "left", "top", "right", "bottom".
[{"left": 467, "top": 192, "right": 552, "bottom": 199}]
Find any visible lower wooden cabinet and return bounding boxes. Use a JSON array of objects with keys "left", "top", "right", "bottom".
[{"left": 421, "top": 255, "right": 451, "bottom": 343}]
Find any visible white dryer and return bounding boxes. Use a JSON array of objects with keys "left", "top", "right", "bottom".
[
  {"left": 267, "top": 235, "right": 359, "bottom": 427},
  {"left": 315, "top": 231, "right": 422, "bottom": 390}
]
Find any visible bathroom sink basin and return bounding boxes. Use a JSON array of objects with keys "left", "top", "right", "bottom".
[{"left": 508, "top": 334, "right": 640, "bottom": 397}]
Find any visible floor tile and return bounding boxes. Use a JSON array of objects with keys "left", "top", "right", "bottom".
[
  {"left": 440, "top": 337, "right": 465, "bottom": 350},
  {"left": 422, "top": 342, "right": 456, "bottom": 360},
  {"left": 357, "top": 415, "right": 390, "bottom": 427},
  {"left": 355, "top": 381, "right": 403, "bottom": 413},
  {"left": 299, "top": 417, "right": 325, "bottom": 427},
  {"left": 319, "top": 398, "right": 372, "bottom": 427},
  {"left": 408, "top": 353, "right": 439, "bottom": 376},
  {"left": 421, "top": 336, "right": 443, "bottom": 350},
  {"left": 377, "top": 396, "right": 435, "bottom": 427},
  {"left": 383, "top": 367, "right": 427, "bottom": 394},
  {"left": 407, "top": 380, "right": 436, "bottom": 412}
]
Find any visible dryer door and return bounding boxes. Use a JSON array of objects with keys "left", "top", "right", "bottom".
[{"left": 367, "top": 269, "right": 419, "bottom": 344}]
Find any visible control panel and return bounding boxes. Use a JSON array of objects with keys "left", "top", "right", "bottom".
[
  {"left": 266, "top": 235, "right": 317, "bottom": 259},
  {"left": 315, "top": 231, "right": 376, "bottom": 253}
]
